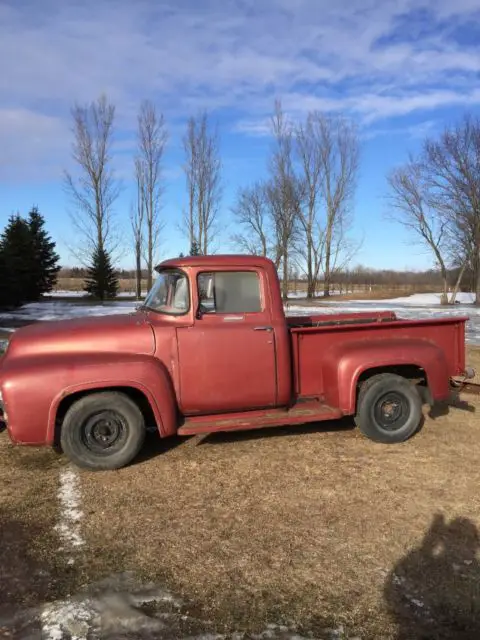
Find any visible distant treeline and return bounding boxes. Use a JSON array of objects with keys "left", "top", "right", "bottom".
[{"left": 58, "top": 264, "right": 472, "bottom": 293}]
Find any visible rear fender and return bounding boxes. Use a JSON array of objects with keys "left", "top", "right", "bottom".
[{"left": 322, "top": 339, "right": 450, "bottom": 414}]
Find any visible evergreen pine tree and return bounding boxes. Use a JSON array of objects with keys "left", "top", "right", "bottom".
[
  {"left": 84, "top": 247, "right": 119, "bottom": 301},
  {"left": 26, "top": 206, "right": 60, "bottom": 300},
  {"left": 190, "top": 240, "right": 201, "bottom": 256},
  {"left": 0, "top": 247, "right": 9, "bottom": 309},
  {"left": 0, "top": 215, "right": 32, "bottom": 308}
]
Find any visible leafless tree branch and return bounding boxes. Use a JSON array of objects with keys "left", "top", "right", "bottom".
[
  {"left": 64, "top": 94, "right": 120, "bottom": 263},
  {"left": 136, "top": 100, "right": 168, "bottom": 290},
  {"left": 182, "top": 112, "right": 222, "bottom": 254}
]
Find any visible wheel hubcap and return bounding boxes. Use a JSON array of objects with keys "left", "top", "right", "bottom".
[
  {"left": 82, "top": 410, "right": 127, "bottom": 454},
  {"left": 374, "top": 391, "right": 409, "bottom": 431}
]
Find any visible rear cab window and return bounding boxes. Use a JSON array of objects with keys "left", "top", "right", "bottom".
[{"left": 197, "top": 271, "right": 262, "bottom": 314}]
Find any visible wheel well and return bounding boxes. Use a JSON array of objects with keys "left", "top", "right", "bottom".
[
  {"left": 54, "top": 387, "right": 158, "bottom": 447},
  {"left": 356, "top": 365, "right": 430, "bottom": 409}
]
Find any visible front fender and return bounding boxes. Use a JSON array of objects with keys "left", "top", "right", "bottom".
[
  {"left": 321, "top": 338, "right": 450, "bottom": 414},
  {"left": 2, "top": 352, "right": 178, "bottom": 445}
]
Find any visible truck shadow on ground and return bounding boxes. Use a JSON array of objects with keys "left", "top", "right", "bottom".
[
  {"left": 197, "top": 416, "right": 356, "bottom": 446},
  {"left": 133, "top": 431, "right": 192, "bottom": 464},
  {"left": 428, "top": 395, "right": 476, "bottom": 420},
  {"left": 384, "top": 513, "right": 480, "bottom": 640},
  {"left": 134, "top": 419, "right": 356, "bottom": 463}
]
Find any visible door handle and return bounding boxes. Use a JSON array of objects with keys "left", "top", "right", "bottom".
[{"left": 253, "top": 326, "right": 273, "bottom": 332}]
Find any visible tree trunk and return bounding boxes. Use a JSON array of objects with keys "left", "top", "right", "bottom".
[
  {"left": 147, "top": 226, "right": 153, "bottom": 292},
  {"left": 135, "top": 243, "right": 142, "bottom": 299},
  {"left": 450, "top": 262, "right": 467, "bottom": 304},
  {"left": 475, "top": 247, "right": 480, "bottom": 306},
  {"left": 440, "top": 267, "right": 448, "bottom": 305},
  {"left": 323, "top": 227, "right": 332, "bottom": 298},
  {"left": 306, "top": 237, "right": 313, "bottom": 298},
  {"left": 282, "top": 251, "right": 289, "bottom": 300},
  {"left": 307, "top": 281, "right": 316, "bottom": 298}
]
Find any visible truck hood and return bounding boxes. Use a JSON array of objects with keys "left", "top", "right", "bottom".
[{"left": 5, "top": 313, "right": 155, "bottom": 360}]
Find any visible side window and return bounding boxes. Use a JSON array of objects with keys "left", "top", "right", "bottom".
[{"left": 198, "top": 271, "right": 262, "bottom": 314}]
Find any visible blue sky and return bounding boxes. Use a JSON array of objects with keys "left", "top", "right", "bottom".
[{"left": 1, "top": 0, "right": 480, "bottom": 270}]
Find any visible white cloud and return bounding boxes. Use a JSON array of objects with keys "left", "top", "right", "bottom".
[{"left": 1, "top": 0, "right": 480, "bottom": 175}]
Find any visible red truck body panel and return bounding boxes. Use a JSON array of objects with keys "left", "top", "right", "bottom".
[
  {"left": 0, "top": 255, "right": 471, "bottom": 446},
  {"left": 291, "top": 316, "right": 465, "bottom": 410}
]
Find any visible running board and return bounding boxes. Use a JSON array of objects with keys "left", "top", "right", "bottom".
[{"left": 178, "top": 400, "right": 343, "bottom": 436}]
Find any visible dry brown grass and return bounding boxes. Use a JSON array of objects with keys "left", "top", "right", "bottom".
[
  {"left": 55, "top": 277, "right": 148, "bottom": 294},
  {"left": 77, "top": 353, "right": 480, "bottom": 638},
  {"left": 466, "top": 345, "right": 480, "bottom": 385},
  {"left": 0, "top": 437, "right": 84, "bottom": 621},
  {"left": 1, "top": 348, "right": 479, "bottom": 638}
]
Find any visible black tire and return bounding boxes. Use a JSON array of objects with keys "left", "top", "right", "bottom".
[
  {"left": 355, "top": 373, "right": 422, "bottom": 444},
  {"left": 60, "top": 392, "right": 145, "bottom": 470}
]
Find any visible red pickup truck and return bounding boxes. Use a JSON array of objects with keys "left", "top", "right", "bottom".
[{"left": 0, "top": 255, "right": 474, "bottom": 470}]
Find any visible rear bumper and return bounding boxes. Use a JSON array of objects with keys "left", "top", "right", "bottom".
[
  {"left": 462, "top": 366, "right": 476, "bottom": 381},
  {"left": 451, "top": 366, "right": 476, "bottom": 386}
]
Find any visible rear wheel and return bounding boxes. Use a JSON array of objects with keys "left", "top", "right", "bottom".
[
  {"left": 60, "top": 392, "right": 145, "bottom": 470},
  {"left": 355, "top": 373, "right": 423, "bottom": 444}
]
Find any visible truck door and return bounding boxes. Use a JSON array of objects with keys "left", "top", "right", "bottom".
[{"left": 176, "top": 269, "right": 277, "bottom": 414}]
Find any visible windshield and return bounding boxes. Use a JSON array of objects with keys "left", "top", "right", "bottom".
[{"left": 143, "top": 269, "right": 189, "bottom": 315}]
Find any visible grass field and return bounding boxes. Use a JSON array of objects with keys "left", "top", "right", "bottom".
[{"left": 1, "top": 348, "right": 479, "bottom": 638}]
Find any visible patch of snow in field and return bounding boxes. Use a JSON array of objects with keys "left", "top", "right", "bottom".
[
  {"left": 41, "top": 600, "right": 92, "bottom": 640},
  {"left": 2, "top": 292, "right": 479, "bottom": 345},
  {"left": 46, "top": 290, "right": 88, "bottom": 298},
  {"left": 339, "top": 291, "right": 475, "bottom": 306},
  {"left": 45, "top": 290, "right": 147, "bottom": 299},
  {"left": 0, "top": 300, "right": 138, "bottom": 323},
  {"left": 287, "top": 290, "right": 342, "bottom": 299},
  {"left": 54, "top": 467, "right": 85, "bottom": 557},
  {"left": 35, "top": 574, "right": 347, "bottom": 640},
  {"left": 286, "top": 295, "right": 480, "bottom": 345}
]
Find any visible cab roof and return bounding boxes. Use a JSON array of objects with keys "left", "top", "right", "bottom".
[{"left": 156, "top": 254, "right": 275, "bottom": 270}]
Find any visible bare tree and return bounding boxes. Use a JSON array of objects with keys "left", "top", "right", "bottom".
[
  {"left": 182, "top": 112, "right": 222, "bottom": 254},
  {"left": 183, "top": 118, "right": 197, "bottom": 250},
  {"left": 136, "top": 100, "right": 168, "bottom": 291},
  {"left": 267, "top": 101, "right": 302, "bottom": 299},
  {"left": 130, "top": 158, "right": 145, "bottom": 299},
  {"left": 387, "top": 160, "right": 451, "bottom": 304},
  {"left": 64, "top": 94, "right": 120, "bottom": 261},
  {"left": 316, "top": 115, "right": 359, "bottom": 297},
  {"left": 295, "top": 113, "right": 324, "bottom": 297},
  {"left": 231, "top": 182, "right": 271, "bottom": 257},
  {"left": 424, "top": 115, "right": 480, "bottom": 305}
]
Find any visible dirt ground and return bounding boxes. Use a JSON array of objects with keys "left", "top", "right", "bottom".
[{"left": 0, "top": 347, "right": 479, "bottom": 638}]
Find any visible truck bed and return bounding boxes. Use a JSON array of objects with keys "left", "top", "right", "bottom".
[
  {"left": 286, "top": 310, "right": 397, "bottom": 328},
  {"left": 287, "top": 311, "right": 468, "bottom": 408}
]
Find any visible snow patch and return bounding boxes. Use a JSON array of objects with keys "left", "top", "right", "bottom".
[
  {"left": 41, "top": 600, "right": 92, "bottom": 640},
  {"left": 0, "top": 300, "right": 137, "bottom": 323},
  {"left": 54, "top": 467, "right": 84, "bottom": 555},
  {"left": 34, "top": 574, "right": 351, "bottom": 639},
  {"left": 286, "top": 294, "right": 480, "bottom": 346},
  {"left": 2, "top": 292, "right": 480, "bottom": 345}
]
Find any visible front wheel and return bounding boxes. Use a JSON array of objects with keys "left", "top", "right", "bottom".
[
  {"left": 355, "top": 374, "right": 423, "bottom": 444},
  {"left": 60, "top": 392, "right": 145, "bottom": 470}
]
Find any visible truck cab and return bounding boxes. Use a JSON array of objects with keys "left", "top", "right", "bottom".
[
  {"left": 0, "top": 255, "right": 474, "bottom": 470},
  {"left": 147, "top": 256, "right": 292, "bottom": 415}
]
